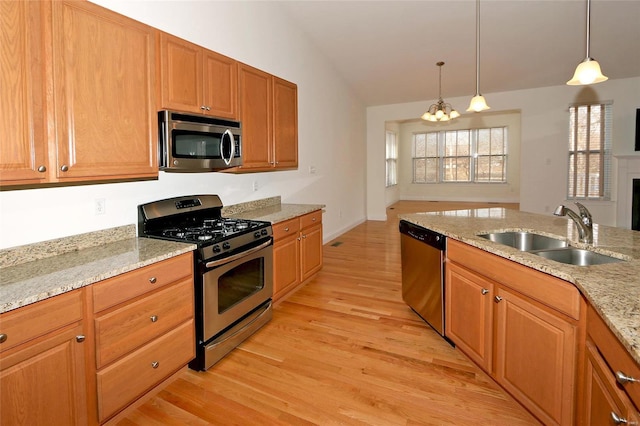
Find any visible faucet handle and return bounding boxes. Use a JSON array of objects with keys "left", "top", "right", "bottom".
[{"left": 575, "top": 202, "right": 592, "bottom": 225}]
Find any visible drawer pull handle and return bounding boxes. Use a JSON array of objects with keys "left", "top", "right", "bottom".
[
  {"left": 0, "top": 333, "right": 7, "bottom": 343},
  {"left": 149, "top": 277, "right": 157, "bottom": 284},
  {"left": 494, "top": 296, "right": 503, "bottom": 303},
  {"left": 76, "top": 335, "right": 85, "bottom": 343},
  {"left": 615, "top": 371, "right": 638, "bottom": 385},
  {"left": 284, "top": 227, "right": 289, "bottom": 232},
  {"left": 481, "top": 288, "right": 489, "bottom": 295},
  {"left": 150, "top": 315, "right": 158, "bottom": 323},
  {"left": 312, "top": 217, "right": 316, "bottom": 221},
  {"left": 151, "top": 361, "right": 159, "bottom": 369},
  {"left": 302, "top": 235, "right": 307, "bottom": 239},
  {"left": 611, "top": 411, "right": 629, "bottom": 425}
]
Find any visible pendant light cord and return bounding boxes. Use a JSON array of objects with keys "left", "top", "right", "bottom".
[
  {"left": 585, "top": 0, "right": 591, "bottom": 59},
  {"left": 475, "top": 0, "right": 481, "bottom": 95}
]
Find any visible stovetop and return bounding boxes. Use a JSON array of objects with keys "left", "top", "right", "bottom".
[{"left": 138, "top": 195, "right": 273, "bottom": 261}]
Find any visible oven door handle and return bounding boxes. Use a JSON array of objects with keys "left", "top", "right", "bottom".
[{"left": 205, "top": 239, "right": 271, "bottom": 269}]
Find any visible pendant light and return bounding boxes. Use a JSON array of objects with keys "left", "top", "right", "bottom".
[
  {"left": 567, "top": 0, "right": 608, "bottom": 85},
  {"left": 467, "top": 0, "right": 490, "bottom": 112},
  {"left": 421, "top": 62, "right": 460, "bottom": 122}
]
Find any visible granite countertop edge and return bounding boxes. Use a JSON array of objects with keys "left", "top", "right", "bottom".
[{"left": 398, "top": 208, "right": 640, "bottom": 366}]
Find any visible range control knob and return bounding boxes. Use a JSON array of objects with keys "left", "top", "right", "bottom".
[
  {"left": 222, "top": 242, "right": 231, "bottom": 250},
  {"left": 261, "top": 229, "right": 268, "bottom": 236},
  {"left": 212, "top": 245, "right": 221, "bottom": 253},
  {"left": 254, "top": 231, "right": 262, "bottom": 238}
]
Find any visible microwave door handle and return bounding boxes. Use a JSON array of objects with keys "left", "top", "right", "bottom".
[{"left": 221, "top": 129, "right": 234, "bottom": 166}]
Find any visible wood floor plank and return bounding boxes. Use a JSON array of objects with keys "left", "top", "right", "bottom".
[{"left": 118, "top": 201, "right": 539, "bottom": 425}]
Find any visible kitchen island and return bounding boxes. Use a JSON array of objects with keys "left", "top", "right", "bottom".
[{"left": 399, "top": 207, "right": 640, "bottom": 364}]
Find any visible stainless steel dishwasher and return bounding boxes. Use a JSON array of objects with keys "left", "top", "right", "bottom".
[{"left": 399, "top": 220, "right": 451, "bottom": 344}]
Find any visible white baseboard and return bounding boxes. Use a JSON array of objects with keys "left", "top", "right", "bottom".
[{"left": 323, "top": 217, "right": 366, "bottom": 244}]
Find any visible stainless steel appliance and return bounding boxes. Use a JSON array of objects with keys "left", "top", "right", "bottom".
[
  {"left": 138, "top": 195, "right": 273, "bottom": 370},
  {"left": 159, "top": 110, "right": 242, "bottom": 172},
  {"left": 399, "top": 220, "right": 452, "bottom": 345}
]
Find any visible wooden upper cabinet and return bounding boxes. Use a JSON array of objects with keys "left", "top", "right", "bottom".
[
  {"left": 51, "top": 1, "right": 157, "bottom": 182},
  {"left": 235, "top": 65, "right": 298, "bottom": 172},
  {"left": 238, "top": 63, "right": 273, "bottom": 169},
  {"left": 158, "top": 32, "right": 238, "bottom": 119},
  {"left": 273, "top": 77, "right": 298, "bottom": 169},
  {"left": 0, "top": 1, "right": 49, "bottom": 185}
]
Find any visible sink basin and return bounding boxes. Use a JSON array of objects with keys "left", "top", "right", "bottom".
[
  {"left": 532, "top": 247, "right": 624, "bottom": 266},
  {"left": 478, "top": 231, "right": 568, "bottom": 251}
]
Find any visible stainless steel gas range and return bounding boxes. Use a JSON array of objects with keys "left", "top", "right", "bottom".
[{"left": 138, "top": 195, "right": 273, "bottom": 370}]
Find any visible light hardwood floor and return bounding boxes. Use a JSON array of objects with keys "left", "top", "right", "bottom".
[{"left": 118, "top": 201, "right": 540, "bottom": 425}]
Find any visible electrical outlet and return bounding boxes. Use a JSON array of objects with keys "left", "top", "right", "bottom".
[
  {"left": 309, "top": 166, "right": 316, "bottom": 174},
  {"left": 252, "top": 181, "right": 258, "bottom": 192},
  {"left": 95, "top": 198, "right": 106, "bottom": 215}
]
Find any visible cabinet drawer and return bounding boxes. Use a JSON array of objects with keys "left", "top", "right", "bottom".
[
  {"left": 273, "top": 218, "right": 300, "bottom": 240},
  {"left": 300, "top": 210, "right": 322, "bottom": 229},
  {"left": 93, "top": 253, "right": 192, "bottom": 312},
  {"left": 94, "top": 278, "right": 194, "bottom": 368},
  {"left": 588, "top": 305, "right": 640, "bottom": 408},
  {"left": 0, "top": 290, "right": 83, "bottom": 352},
  {"left": 96, "top": 319, "right": 194, "bottom": 421}
]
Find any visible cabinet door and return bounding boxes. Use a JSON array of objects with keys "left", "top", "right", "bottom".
[
  {"left": 301, "top": 223, "right": 323, "bottom": 281},
  {"left": 238, "top": 64, "right": 272, "bottom": 169},
  {"left": 158, "top": 33, "right": 203, "bottom": 114},
  {"left": 273, "top": 77, "right": 298, "bottom": 169},
  {"left": 495, "top": 287, "right": 577, "bottom": 426},
  {"left": 203, "top": 50, "right": 238, "bottom": 119},
  {"left": 273, "top": 233, "right": 300, "bottom": 301},
  {"left": 52, "top": 1, "right": 157, "bottom": 181},
  {"left": 583, "top": 340, "right": 639, "bottom": 426},
  {"left": 0, "top": 1, "right": 49, "bottom": 185},
  {"left": 1, "top": 324, "right": 88, "bottom": 425},
  {"left": 445, "top": 262, "right": 493, "bottom": 372}
]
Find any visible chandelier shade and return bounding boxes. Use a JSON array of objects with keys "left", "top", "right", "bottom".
[
  {"left": 567, "top": 0, "right": 608, "bottom": 85},
  {"left": 421, "top": 61, "right": 459, "bottom": 122},
  {"left": 467, "top": 0, "right": 490, "bottom": 112}
]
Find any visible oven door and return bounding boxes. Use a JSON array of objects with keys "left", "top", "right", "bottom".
[{"left": 201, "top": 240, "right": 273, "bottom": 342}]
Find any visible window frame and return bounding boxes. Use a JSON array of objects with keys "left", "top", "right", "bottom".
[{"left": 412, "top": 127, "right": 508, "bottom": 184}]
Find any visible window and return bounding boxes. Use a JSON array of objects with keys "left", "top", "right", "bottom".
[
  {"left": 412, "top": 127, "right": 507, "bottom": 183},
  {"left": 385, "top": 131, "right": 397, "bottom": 187},
  {"left": 567, "top": 103, "right": 612, "bottom": 199}
]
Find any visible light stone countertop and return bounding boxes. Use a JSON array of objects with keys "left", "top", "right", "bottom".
[
  {"left": 228, "top": 203, "right": 325, "bottom": 223},
  {"left": 399, "top": 207, "right": 640, "bottom": 366}
]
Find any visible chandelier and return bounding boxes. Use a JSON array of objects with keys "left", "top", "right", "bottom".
[
  {"left": 567, "top": 0, "right": 608, "bottom": 85},
  {"left": 421, "top": 61, "right": 460, "bottom": 122}
]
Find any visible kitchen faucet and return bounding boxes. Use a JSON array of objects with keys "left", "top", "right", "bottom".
[{"left": 553, "top": 202, "right": 593, "bottom": 244}]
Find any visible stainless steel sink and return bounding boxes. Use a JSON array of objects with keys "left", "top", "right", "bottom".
[
  {"left": 478, "top": 231, "right": 568, "bottom": 251},
  {"left": 532, "top": 247, "right": 624, "bottom": 266}
]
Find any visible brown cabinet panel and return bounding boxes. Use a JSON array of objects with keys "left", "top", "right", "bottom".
[
  {"left": 158, "top": 33, "right": 203, "bottom": 113},
  {"left": 301, "top": 222, "right": 323, "bottom": 281},
  {"left": 238, "top": 63, "right": 273, "bottom": 169},
  {"left": 203, "top": 50, "right": 238, "bottom": 119},
  {"left": 51, "top": 0, "right": 157, "bottom": 181},
  {"left": 274, "top": 233, "right": 300, "bottom": 299},
  {"left": 0, "top": 1, "right": 48, "bottom": 184},
  {"left": 273, "top": 77, "right": 298, "bottom": 168},
  {"left": 445, "top": 262, "right": 493, "bottom": 372}
]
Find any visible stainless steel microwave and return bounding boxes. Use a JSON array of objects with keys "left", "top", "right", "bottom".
[{"left": 159, "top": 110, "right": 242, "bottom": 172}]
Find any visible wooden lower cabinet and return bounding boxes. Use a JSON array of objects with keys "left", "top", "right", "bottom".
[
  {"left": 580, "top": 304, "right": 640, "bottom": 425},
  {"left": 445, "top": 239, "right": 582, "bottom": 426},
  {"left": 273, "top": 210, "right": 323, "bottom": 301},
  {"left": 92, "top": 253, "right": 195, "bottom": 423},
  {"left": 0, "top": 290, "right": 88, "bottom": 425}
]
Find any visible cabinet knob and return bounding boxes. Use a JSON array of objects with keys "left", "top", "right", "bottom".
[
  {"left": 200, "top": 105, "right": 206, "bottom": 110},
  {"left": 150, "top": 315, "right": 158, "bottom": 323},
  {"left": 312, "top": 217, "right": 316, "bottom": 222},
  {"left": 284, "top": 227, "right": 289, "bottom": 232},
  {"left": 149, "top": 277, "right": 157, "bottom": 284},
  {"left": 302, "top": 235, "right": 307, "bottom": 239},
  {"left": 494, "top": 296, "right": 503, "bottom": 303},
  {"left": 75, "top": 335, "right": 85, "bottom": 343},
  {"left": 0, "top": 333, "right": 7, "bottom": 343},
  {"left": 611, "top": 411, "right": 629, "bottom": 425},
  {"left": 615, "top": 371, "right": 638, "bottom": 385},
  {"left": 151, "top": 361, "right": 159, "bottom": 369},
  {"left": 205, "top": 106, "right": 211, "bottom": 111},
  {"left": 37, "top": 165, "right": 46, "bottom": 173},
  {"left": 481, "top": 288, "right": 489, "bottom": 295},
  {"left": 60, "top": 165, "right": 69, "bottom": 172}
]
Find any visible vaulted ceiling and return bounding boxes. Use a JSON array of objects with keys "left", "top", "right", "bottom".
[{"left": 278, "top": 0, "right": 640, "bottom": 106}]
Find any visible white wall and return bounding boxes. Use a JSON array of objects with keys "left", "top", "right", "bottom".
[
  {"left": 367, "top": 77, "right": 640, "bottom": 226},
  {"left": 0, "top": 1, "right": 367, "bottom": 250}
]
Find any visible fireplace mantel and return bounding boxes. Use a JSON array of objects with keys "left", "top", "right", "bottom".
[{"left": 615, "top": 155, "right": 640, "bottom": 228}]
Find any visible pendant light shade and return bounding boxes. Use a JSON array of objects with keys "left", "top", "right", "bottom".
[
  {"left": 421, "top": 61, "right": 460, "bottom": 122},
  {"left": 567, "top": 0, "right": 608, "bottom": 85},
  {"left": 467, "top": 0, "right": 490, "bottom": 112}
]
